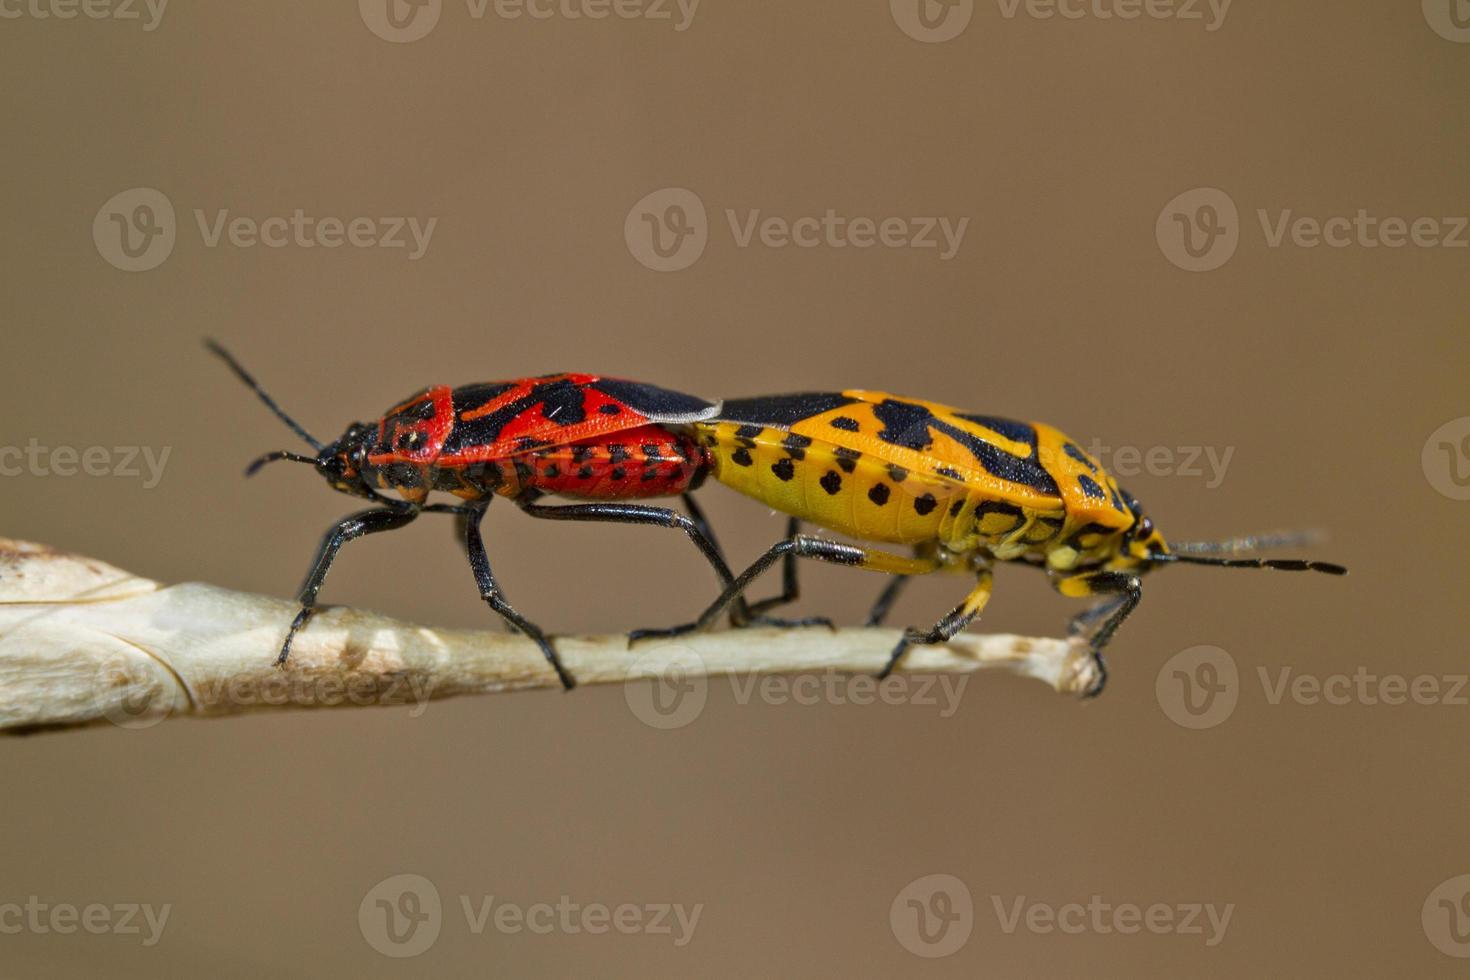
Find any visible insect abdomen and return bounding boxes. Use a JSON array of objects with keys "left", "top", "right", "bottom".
[
  {"left": 515, "top": 424, "right": 707, "bottom": 500},
  {"left": 699, "top": 422, "right": 962, "bottom": 545}
]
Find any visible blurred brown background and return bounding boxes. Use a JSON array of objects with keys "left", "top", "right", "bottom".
[{"left": 2, "top": 1, "right": 1468, "bottom": 975}]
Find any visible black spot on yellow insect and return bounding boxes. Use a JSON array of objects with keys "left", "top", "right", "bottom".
[
  {"left": 1077, "top": 474, "right": 1105, "bottom": 499},
  {"left": 868, "top": 483, "right": 890, "bottom": 506},
  {"left": 820, "top": 470, "right": 842, "bottom": 495},
  {"left": 772, "top": 458, "right": 795, "bottom": 481},
  {"left": 950, "top": 499, "right": 964, "bottom": 517},
  {"left": 934, "top": 466, "right": 962, "bottom": 481},
  {"left": 914, "top": 493, "right": 937, "bottom": 516},
  {"left": 830, "top": 416, "right": 860, "bottom": 432},
  {"left": 834, "top": 447, "right": 861, "bottom": 473},
  {"left": 782, "top": 434, "right": 812, "bottom": 460},
  {"left": 736, "top": 424, "right": 763, "bottom": 439},
  {"left": 887, "top": 465, "right": 908, "bottom": 483},
  {"left": 732, "top": 448, "right": 753, "bottom": 467}
]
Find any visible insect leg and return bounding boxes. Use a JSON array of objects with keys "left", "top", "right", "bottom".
[
  {"left": 1067, "top": 595, "right": 1129, "bottom": 638},
  {"left": 678, "top": 493, "right": 750, "bottom": 626},
  {"left": 630, "top": 535, "right": 942, "bottom": 644},
  {"left": 864, "top": 575, "right": 912, "bottom": 627},
  {"left": 1049, "top": 569, "right": 1144, "bottom": 698},
  {"left": 737, "top": 517, "right": 835, "bottom": 630},
  {"left": 457, "top": 502, "right": 576, "bottom": 690},
  {"left": 878, "top": 568, "right": 993, "bottom": 680},
  {"left": 278, "top": 505, "right": 418, "bottom": 666}
]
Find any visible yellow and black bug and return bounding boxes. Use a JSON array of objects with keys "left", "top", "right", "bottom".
[{"left": 633, "top": 391, "right": 1347, "bottom": 695}]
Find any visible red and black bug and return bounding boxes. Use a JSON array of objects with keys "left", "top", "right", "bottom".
[{"left": 206, "top": 341, "right": 741, "bottom": 689}]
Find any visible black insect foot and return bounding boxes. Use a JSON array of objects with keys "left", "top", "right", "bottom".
[
  {"left": 1080, "top": 651, "right": 1109, "bottom": 699},
  {"left": 627, "top": 623, "right": 698, "bottom": 647},
  {"left": 749, "top": 615, "right": 837, "bottom": 632}
]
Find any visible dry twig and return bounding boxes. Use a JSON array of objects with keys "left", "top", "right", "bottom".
[{"left": 0, "top": 538, "right": 1098, "bottom": 732}]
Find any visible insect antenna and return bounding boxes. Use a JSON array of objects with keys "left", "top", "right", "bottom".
[
  {"left": 1152, "top": 552, "right": 1347, "bottom": 575},
  {"left": 205, "top": 339, "right": 324, "bottom": 452},
  {"left": 244, "top": 450, "right": 319, "bottom": 477}
]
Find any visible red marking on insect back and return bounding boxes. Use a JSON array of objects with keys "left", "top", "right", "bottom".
[
  {"left": 368, "top": 385, "right": 455, "bottom": 466},
  {"left": 457, "top": 374, "right": 596, "bottom": 422},
  {"left": 440, "top": 378, "right": 674, "bottom": 464}
]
